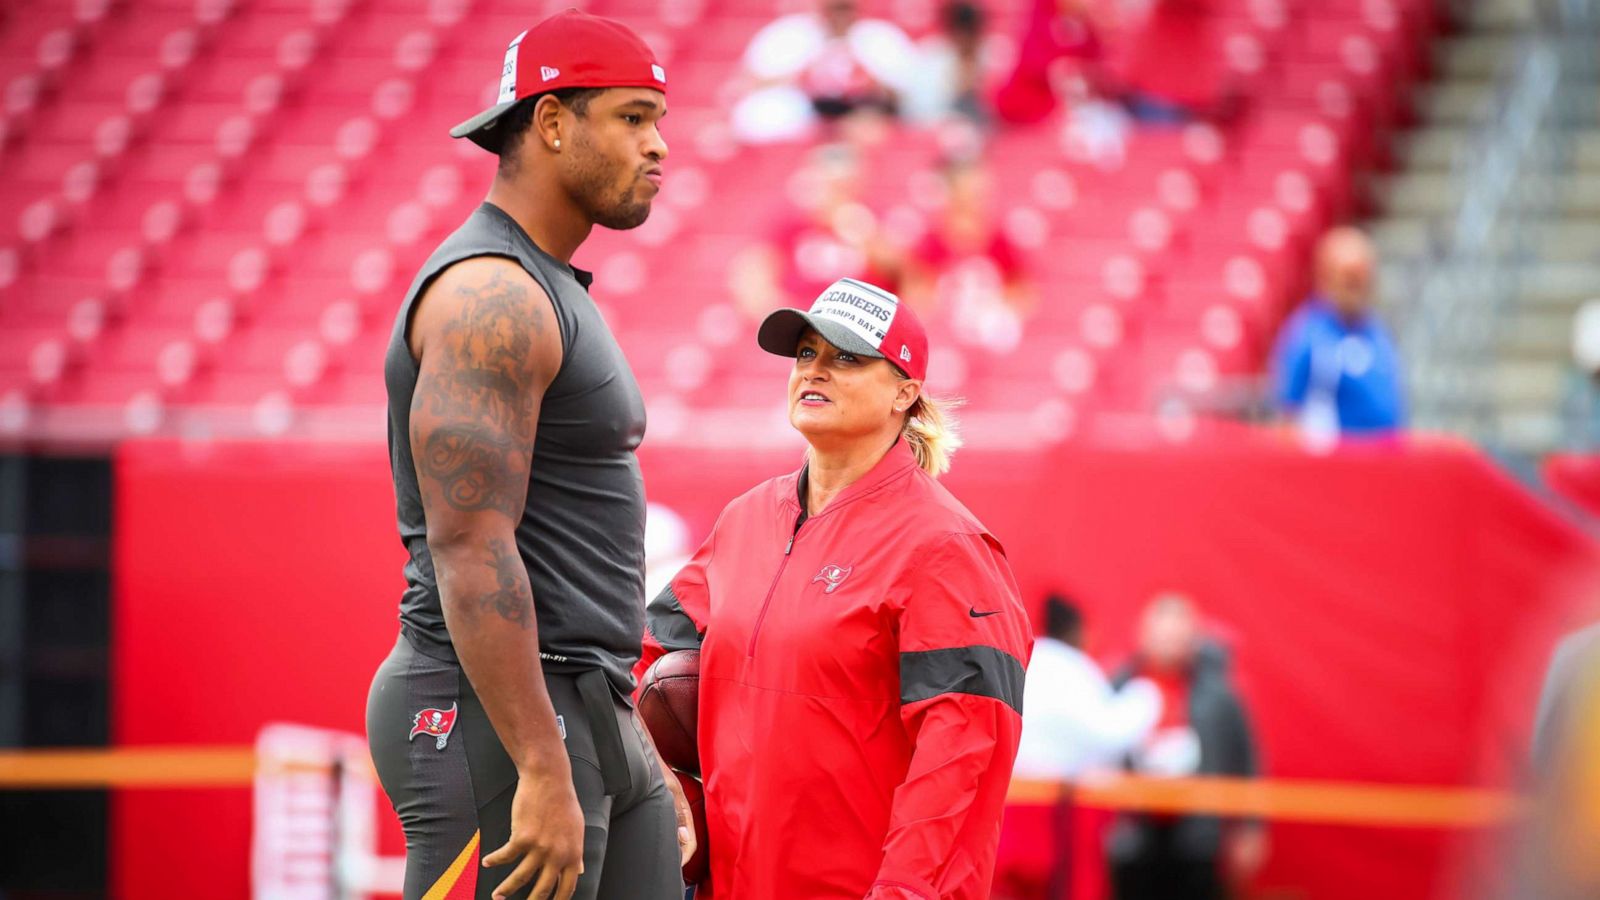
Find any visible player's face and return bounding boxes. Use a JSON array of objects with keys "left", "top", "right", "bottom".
[
  {"left": 788, "top": 330, "right": 918, "bottom": 448},
  {"left": 564, "top": 88, "right": 668, "bottom": 231}
]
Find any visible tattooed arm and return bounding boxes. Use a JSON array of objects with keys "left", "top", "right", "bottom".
[{"left": 407, "top": 256, "right": 583, "bottom": 900}]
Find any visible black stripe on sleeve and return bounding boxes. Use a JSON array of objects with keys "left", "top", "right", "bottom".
[
  {"left": 900, "top": 645, "right": 1025, "bottom": 714},
  {"left": 645, "top": 583, "right": 703, "bottom": 652}
]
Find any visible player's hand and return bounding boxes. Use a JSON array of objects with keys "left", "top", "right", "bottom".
[
  {"left": 660, "top": 759, "right": 698, "bottom": 866},
  {"left": 481, "top": 770, "right": 585, "bottom": 900},
  {"left": 635, "top": 711, "right": 697, "bottom": 866}
]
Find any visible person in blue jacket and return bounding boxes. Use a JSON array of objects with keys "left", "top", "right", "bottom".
[{"left": 1270, "top": 227, "right": 1406, "bottom": 436}]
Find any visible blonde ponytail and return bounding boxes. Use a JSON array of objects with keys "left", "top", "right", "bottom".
[{"left": 902, "top": 393, "right": 964, "bottom": 478}]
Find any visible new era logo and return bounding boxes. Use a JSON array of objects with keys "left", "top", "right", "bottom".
[
  {"left": 651, "top": 64, "right": 666, "bottom": 83},
  {"left": 540, "top": 65, "right": 560, "bottom": 82},
  {"left": 900, "top": 345, "right": 912, "bottom": 362}
]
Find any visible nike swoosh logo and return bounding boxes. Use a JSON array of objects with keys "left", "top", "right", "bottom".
[{"left": 969, "top": 608, "right": 1001, "bottom": 618}]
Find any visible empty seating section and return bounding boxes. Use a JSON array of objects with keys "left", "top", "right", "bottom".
[{"left": 0, "top": 0, "right": 1437, "bottom": 438}]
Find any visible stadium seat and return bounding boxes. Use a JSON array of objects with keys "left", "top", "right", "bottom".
[{"left": 0, "top": 0, "right": 1437, "bottom": 435}]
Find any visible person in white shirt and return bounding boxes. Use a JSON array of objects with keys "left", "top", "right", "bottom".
[
  {"left": 1015, "top": 595, "right": 1162, "bottom": 780},
  {"left": 1000, "top": 595, "right": 1160, "bottom": 899},
  {"left": 730, "top": 0, "right": 918, "bottom": 143},
  {"left": 901, "top": 1, "right": 995, "bottom": 127}
]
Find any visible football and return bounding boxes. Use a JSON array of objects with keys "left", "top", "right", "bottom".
[
  {"left": 638, "top": 649, "right": 700, "bottom": 774},
  {"left": 673, "top": 768, "right": 710, "bottom": 886}
]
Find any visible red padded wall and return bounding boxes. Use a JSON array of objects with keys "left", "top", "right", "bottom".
[{"left": 112, "top": 434, "right": 1599, "bottom": 899}]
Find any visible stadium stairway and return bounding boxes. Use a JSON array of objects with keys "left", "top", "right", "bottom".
[{"left": 1371, "top": 0, "right": 1600, "bottom": 452}]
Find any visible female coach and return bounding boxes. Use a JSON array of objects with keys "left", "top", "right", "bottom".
[{"left": 637, "top": 277, "right": 1031, "bottom": 899}]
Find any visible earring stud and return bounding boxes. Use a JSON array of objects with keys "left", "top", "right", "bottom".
[{"left": 554, "top": 139, "right": 561, "bottom": 148}]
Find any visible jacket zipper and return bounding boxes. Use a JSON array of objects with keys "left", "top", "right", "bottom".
[{"left": 747, "top": 511, "right": 804, "bottom": 656}]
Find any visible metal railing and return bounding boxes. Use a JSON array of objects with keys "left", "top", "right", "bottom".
[
  {"left": 1398, "top": 0, "right": 1599, "bottom": 452},
  {"left": 1398, "top": 29, "right": 1561, "bottom": 434}
]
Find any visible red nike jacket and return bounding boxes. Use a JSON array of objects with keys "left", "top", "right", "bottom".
[{"left": 636, "top": 440, "right": 1031, "bottom": 899}]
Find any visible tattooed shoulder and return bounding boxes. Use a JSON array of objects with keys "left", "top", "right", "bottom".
[{"left": 410, "top": 258, "right": 559, "bottom": 519}]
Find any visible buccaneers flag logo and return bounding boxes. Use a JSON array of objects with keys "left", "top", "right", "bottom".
[
  {"left": 409, "top": 702, "right": 459, "bottom": 751},
  {"left": 812, "top": 564, "right": 853, "bottom": 594}
]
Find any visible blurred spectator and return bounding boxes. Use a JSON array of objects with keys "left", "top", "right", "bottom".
[
  {"left": 1108, "top": 593, "right": 1265, "bottom": 900},
  {"left": 728, "top": 144, "right": 902, "bottom": 319},
  {"left": 1563, "top": 298, "right": 1600, "bottom": 445},
  {"left": 1270, "top": 227, "right": 1407, "bottom": 439},
  {"left": 1108, "top": 0, "right": 1234, "bottom": 124},
  {"left": 1015, "top": 595, "right": 1162, "bottom": 779},
  {"left": 994, "top": 0, "right": 1105, "bottom": 125},
  {"left": 1004, "top": 594, "right": 1161, "bottom": 900},
  {"left": 730, "top": 0, "right": 917, "bottom": 144},
  {"left": 996, "top": 0, "right": 1235, "bottom": 128},
  {"left": 1570, "top": 299, "right": 1600, "bottom": 381},
  {"left": 903, "top": 151, "right": 1035, "bottom": 351},
  {"left": 903, "top": 1, "right": 996, "bottom": 127}
]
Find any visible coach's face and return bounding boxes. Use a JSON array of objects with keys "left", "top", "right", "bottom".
[
  {"left": 563, "top": 87, "right": 668, "bottom": 231},
  {"left": 788, "top": 329, "right": 919, "bottom": 448}
]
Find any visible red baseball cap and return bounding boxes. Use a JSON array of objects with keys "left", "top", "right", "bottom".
[
  {"left": 758, "top": 278, "right": 930, "bottom": 381},
  {"left": 450, "top": 9, "right": 665, "bottom": 152}
]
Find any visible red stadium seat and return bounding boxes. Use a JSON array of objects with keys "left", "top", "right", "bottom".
[
  {"left": 427, "top": 0, "right": 472, "bottom": 29},
  {"left": 18, "top": 198, "right": 63, "bottom": 243},
  {"left": 141, "top": 200, "right": 187, "bottom": 246},
  {"left": 0, "top": 0, "right": 1436, "bottom": 433},
  {"left": 35, "top": 29, "right": 78, "bottom": 77},
  {"left": 0, "top": 329, "right": 63, "bottom": 379},
  {"left": 159, "top": 28, "right": 202, "bottom": 72},
  {"left": 0, "top": 245, "right": 19, "bottom": 292},
  {"left": 74, "top": 0, "right": 114, "bottom": 27},
  {"left": 0, "top": 386, "right": 31, "bottom": 436}
]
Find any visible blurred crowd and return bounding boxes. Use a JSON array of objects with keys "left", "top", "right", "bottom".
[
  {"left": 722, "top": 0, "right": 1243, "bottom": 352},
  {"left": 722, "top": 0, "right": 1411, "bottom": 443},
  {"left": 1002, "top": 592, "right": 1262, "bottom": 899},
  {"left": 727, "top": 0, "right": 1244, "bottom": 146},
  {"left": 724, "top": 0, "right": 1042, "bottom": 365}
]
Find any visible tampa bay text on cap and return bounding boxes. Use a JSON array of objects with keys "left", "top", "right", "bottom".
[{"left": 757, "top": 278, "right": 930, "bottom": 382}]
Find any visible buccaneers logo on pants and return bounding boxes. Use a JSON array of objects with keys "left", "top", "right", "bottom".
[{"left": 410, "top": 703, "right": 459, "bottom": 750}]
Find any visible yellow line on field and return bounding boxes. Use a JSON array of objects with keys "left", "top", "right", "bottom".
[
  {"left": 1008, "top": 775, "right": 1523, "bottom": 827},
  {"left": 0, "top": 746, "right": 259, "bottom": 788},
  {"left": 0, "top": 747, "right": 1522, "bottom": 828}
]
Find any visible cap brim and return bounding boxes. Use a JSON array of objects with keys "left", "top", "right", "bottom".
[
  {"left": 449, "top": 100, "right": 519, "bottom": 152},
  {"left": 757, "top": 308, "right": 883, "bottom": 360}
]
